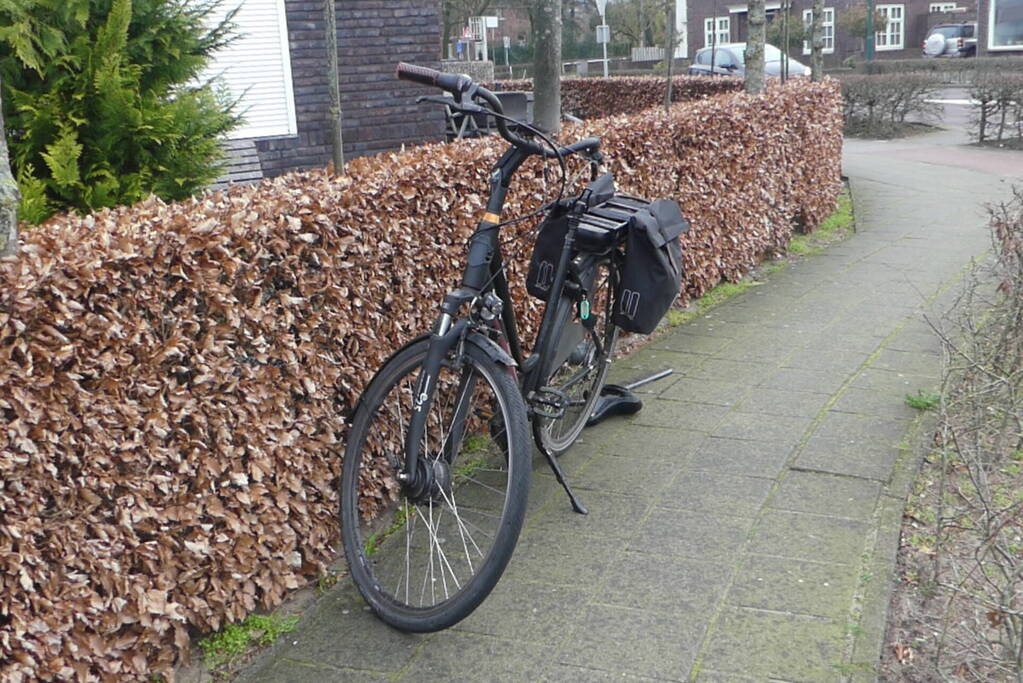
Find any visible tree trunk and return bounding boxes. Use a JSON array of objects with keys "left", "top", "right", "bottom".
[
  {"left": 442, "top": 2, "right": 453, "bottom": 59},
  {"left": 664, "top": 2, "right": 676, "bottom": 113},
  {"left": 0, "top": 80, "right": 18, "bottom": 258},
  {"left": 324, "top": 0, "right": 345, "bottom": 174},
  {"left": 745, "top": 0, "right": 766, "bottom": 94},
  {"left": 638, "top": 0, "right": 646, "bottom": 47},
  {"left": 781, "top": 0, "right": 789, "bottom": 82},
  {"left": 810, "top": 0, "right": 824, "bottom": 81},
  {"left": 532, "top": 0, "right": 562, "bottom": 133}
]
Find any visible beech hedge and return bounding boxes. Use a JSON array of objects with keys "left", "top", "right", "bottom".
[
  {"left": 491, "top": 74, "right": 743, "bottom": 119},
  {"left": 0, "top": 78, "right": 842, "bottom": 681}
]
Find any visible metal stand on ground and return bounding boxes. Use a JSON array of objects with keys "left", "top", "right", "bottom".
[{"left": 542, "top": 369, "right": 673, "bottom": 516}]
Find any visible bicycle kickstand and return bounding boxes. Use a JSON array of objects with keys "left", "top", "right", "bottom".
[{"left": 539, "top": 444, "right": 588, "bottom": 515}]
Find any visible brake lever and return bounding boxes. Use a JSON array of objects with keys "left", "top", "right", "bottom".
[{"left": 416, "top": 94, "right": 488, "bottom": 116}]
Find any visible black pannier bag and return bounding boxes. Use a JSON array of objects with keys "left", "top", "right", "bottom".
[
  {"left": 612, "top": 199, "right": 689, "bottom": 334},
  {"left": 525, "top": 205, "right": 571, "bottom": 301},
  {"left": 526, "top": 179, "right": 688, "bottom": 335}
]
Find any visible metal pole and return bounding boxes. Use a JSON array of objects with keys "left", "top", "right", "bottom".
[
  {"left": 598, "top": 0, "right": 609, "bottom": 77},
  {"left": 866, "top": 0, "right": 876, "bottom": 61}
]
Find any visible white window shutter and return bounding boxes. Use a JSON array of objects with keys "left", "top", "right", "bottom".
[{"left": 200, "top": 0, "right": 298, "bottom": 139}]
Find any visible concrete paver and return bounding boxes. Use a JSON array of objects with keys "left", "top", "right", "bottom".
[{"left": 236, "top": 100, "right": 1022, "bottom": 681}]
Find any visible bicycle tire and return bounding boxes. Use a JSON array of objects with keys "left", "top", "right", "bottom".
[
  {"left": 340, "top": 338, "right": 530, "bottom": 633},
  {"left": 535, "top": 257, "right": 619, "bottom": 456}
]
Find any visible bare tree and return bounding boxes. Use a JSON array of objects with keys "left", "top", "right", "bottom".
[
  {"left": 745, "top": 0, "right": 766, "bottom": 94},
  {"left": 532, "top": 0, "right": 562, "bottom": 133},
  {"left": 324, "top": 0, "right": 345, "bottom": 174},
  {"left": 810, "top": 0, "right": 824, "bottom": 81},
  {"left": 0, "top": 80, "right": 18, "bottom": 257}
]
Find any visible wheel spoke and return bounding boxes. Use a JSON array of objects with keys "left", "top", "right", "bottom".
[{"left": 341, "top": 339, "right": 528, "bottom": 630}]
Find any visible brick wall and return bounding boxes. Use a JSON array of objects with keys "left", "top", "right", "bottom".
[{"left": 256, "top": 0, "right": 445, "bottom": 178}]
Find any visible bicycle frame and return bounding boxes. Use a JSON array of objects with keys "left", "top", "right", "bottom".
[{"left": 399, "top": 142, "right": 601, "bottom": 493}]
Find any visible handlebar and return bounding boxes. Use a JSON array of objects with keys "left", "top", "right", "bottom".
[{"left": 395, "top": 62, "right": 600, "bottom": 161}]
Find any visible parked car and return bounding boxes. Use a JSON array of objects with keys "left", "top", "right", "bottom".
[
  {"left": 922, "top": 22, "right": 977, "bottom": 57},
  {"left": 687, "top": 43, "right": 811, "bottom": 78}
]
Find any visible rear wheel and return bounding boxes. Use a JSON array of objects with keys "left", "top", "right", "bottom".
[
  {"left": 340, "top": 339, "right": 530, "bottom": 632},
  {"left": 535, "top": 258, "right": 619, "bottom": 456}
]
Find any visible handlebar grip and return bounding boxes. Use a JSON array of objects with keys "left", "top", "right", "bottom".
[
  {"left": 397, "top": 62, "right": 471, "bottom": 96},
  {"left": 396, "top": 62, "right": 440, "bottom": 87}
]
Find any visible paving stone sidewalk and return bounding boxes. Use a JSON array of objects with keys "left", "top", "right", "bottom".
[{"left": 237, "top": 113, "right": 1023, "bottom": 681}]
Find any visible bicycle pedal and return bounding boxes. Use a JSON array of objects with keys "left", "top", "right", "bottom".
[{"left": 528, "top": 387, "right": 568, "bottom": 419}]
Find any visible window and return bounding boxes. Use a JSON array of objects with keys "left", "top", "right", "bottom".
[
  {"left": 929, "top": 2, "right": 959, "bottom": 11},
  {"left": 199, "top": 0, "right": 298, "bottom": 139},
  {"left": 704, "top": 16, "right": 730, "bottom": 47},
  {"left": 802, "top": 8, "right": 835, "bottom": 54},
  {"left": 876, "top": 4, "right": 905, "bottom": 50},
  {"left": 989, "top": 0, "right": 1023, "bottom": 49}
]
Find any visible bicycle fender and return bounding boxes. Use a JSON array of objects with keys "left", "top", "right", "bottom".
[{"left": 466, "top": 331, "right": 517, "bottom": 368}]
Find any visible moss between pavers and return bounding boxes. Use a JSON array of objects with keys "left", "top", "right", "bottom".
[
  {"left": 629, "top": 508, "right": 754, "bottom": 562},
  {"left": 555, "top": 604, "right": 699, "bottom": 680},
  {"left": 794, "top": 434, "right": 902, "bottom": 481},
  {"left": 697, "top": 607, "right": 847, "bottom": 681},
  {"left": 728, "top": 554, "right": 859, "bottom": 620},
  {"left": 748, "top": 509, "right": 871, "bottom": 566},
  {"left": 660, "top": 470, "right": 774, "bottom": 517},
  {"left": 768, "top": 471, "right": 881, "bottom": 521},
  {"left": 599, "top": 551, "right": 733, "bottom": 616},
  {"left": 450, "top": 579, "right": 589, "bottom": 645},
  {"left": 685, "top": 437, "right": 796, "bottom": 478}
]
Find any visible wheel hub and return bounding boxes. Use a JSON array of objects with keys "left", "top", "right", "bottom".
[{"left": 403, "top": 457, "right": 452, "bottom": 505}]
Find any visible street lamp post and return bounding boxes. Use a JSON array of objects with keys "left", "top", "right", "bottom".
[{"left": 597, "top": 0, "right": 609, "bottom": 77}]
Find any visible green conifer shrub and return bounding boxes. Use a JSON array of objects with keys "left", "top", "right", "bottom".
[{"left": 0, "top": 0, "right": 239, "bottom": 223}]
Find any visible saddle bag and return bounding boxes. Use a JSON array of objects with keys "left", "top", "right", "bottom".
[{"left": 612, "top": 199, "right": 688, "bottom": 334}]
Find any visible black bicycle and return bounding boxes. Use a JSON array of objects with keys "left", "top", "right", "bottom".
[{"left": 339, "top": 63, "right": 674, "bottom": 633}]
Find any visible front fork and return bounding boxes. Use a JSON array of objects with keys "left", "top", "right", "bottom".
[
  {"left": 398, "top": 316, "right": 468, "bottom": 489},
  {"left": 398, "top": 289, "right": 510, "bottom": 492}
]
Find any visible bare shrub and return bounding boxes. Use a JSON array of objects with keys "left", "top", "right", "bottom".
[
  {"left": 887, "top": 188, "right": 1023, "bottom": 681},
  {"left": 840, "top": 73, "right": 943, "bottom": 137},
  {"left": 969, "top": 72, "right": 1023, "bottom": 145}
]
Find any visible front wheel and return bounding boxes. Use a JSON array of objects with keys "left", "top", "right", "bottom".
[{"left": 340, "top": 338, "right": 530, "bottom": 633}]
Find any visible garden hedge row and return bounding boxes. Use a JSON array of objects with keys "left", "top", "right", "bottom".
[
  {"left": 491, "top": 74, "right": 743, "bottom": 119},
  {"left": 855, "top": 56, "right": 1023, "bottom": 77},
  {"left": 0, "top": 78, "right": 842, "bottom": 681}
]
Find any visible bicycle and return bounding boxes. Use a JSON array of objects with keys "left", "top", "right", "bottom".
[{"left": 339, "top": 63, "right": 677, "bottom": 633}]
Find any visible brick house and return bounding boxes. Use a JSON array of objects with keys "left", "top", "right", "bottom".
[
  {"left": 977, "top": 0, "right": 1023, "bottom": 53},
  {"left": 202, "top": 0, "right": 445, "bottom": 183},
  {"left": 684, "top": 0, "right": 983, "bottom": 66}
]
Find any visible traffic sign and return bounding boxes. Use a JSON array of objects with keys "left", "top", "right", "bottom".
[{"left": 596, "top": 24, "right": 610, "bottom": 44}]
